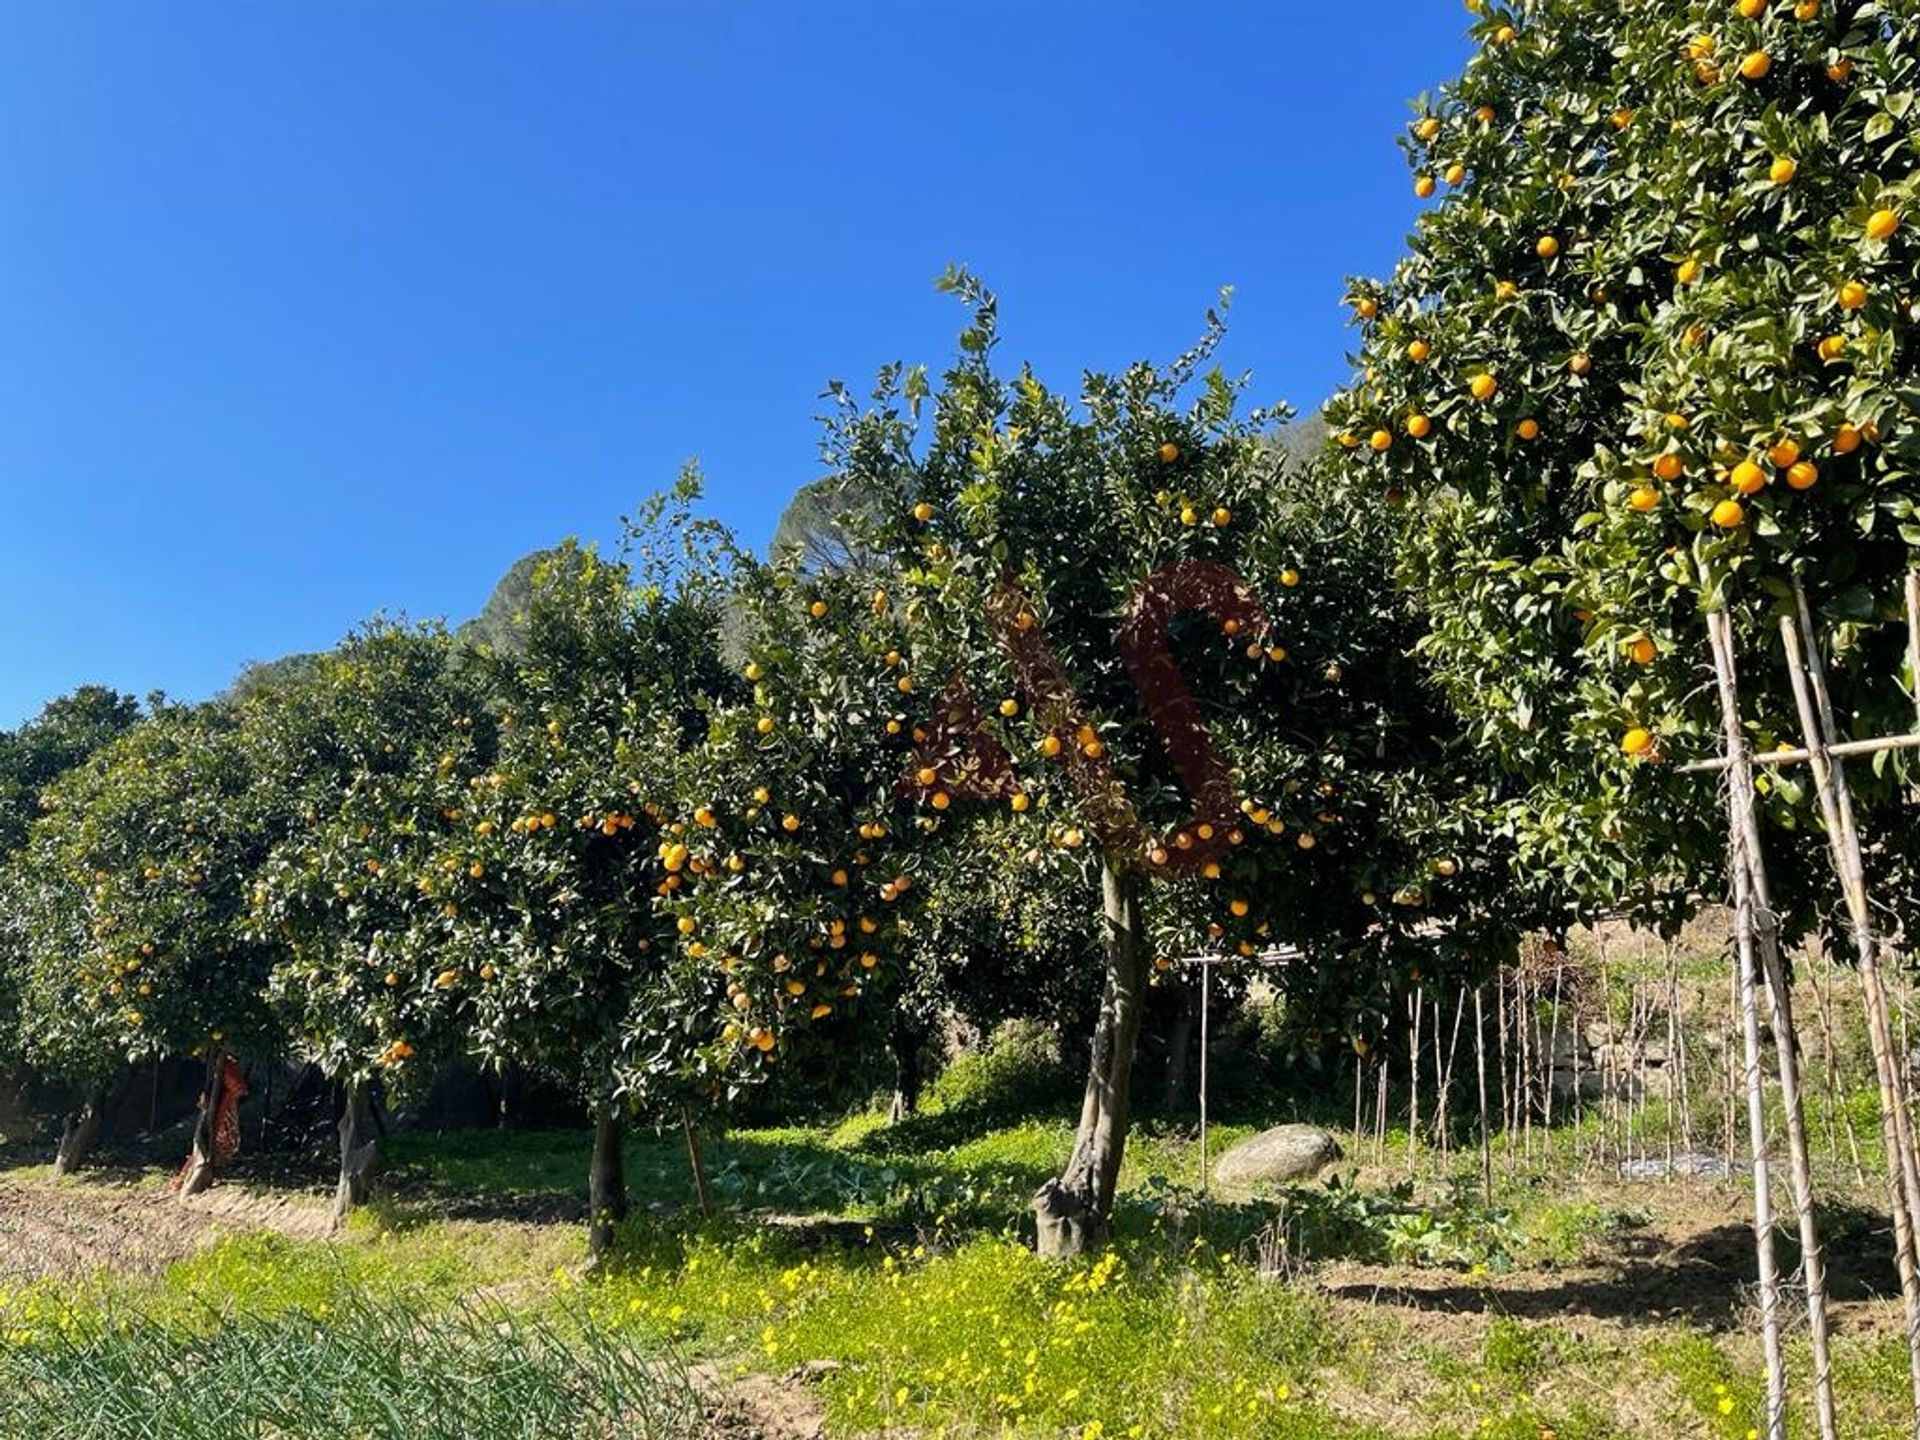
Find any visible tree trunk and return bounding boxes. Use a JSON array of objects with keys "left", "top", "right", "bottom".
[
  {"left": 587, "top": 1106, "right": 628, "bottom": 1260},
  {"left": 332, "top": 1077, "right": 381, "bottom": 1230},
  {"left": 887, "top": 1017, "right": 926, "bottom": 1124},
  {"left": 1034, "top": 858, "right": 1147, "bottom": 1259},
  {"left": 1163, "top": 987, "right": 1196, "bottom": 1115},
  {"left": 53, "top": 1089, "right": 106, "bottom": 1175},
  {"left": 178, "top": 1049, "right": 225, "bottom": 1197},
  {"left": 681, "top": 1106, "right": 712, "bottom": 1219}
]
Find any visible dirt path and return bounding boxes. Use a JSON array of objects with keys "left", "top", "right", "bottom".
[{"left": 0, "top": 1168, "right": 333, "bottom": 1281}]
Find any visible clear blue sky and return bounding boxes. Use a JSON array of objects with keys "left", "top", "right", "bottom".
[{"left": 0, "top": 2, "right": 1471, "bottom": 729}]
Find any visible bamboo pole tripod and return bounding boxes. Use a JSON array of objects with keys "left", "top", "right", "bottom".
[{"left": 1691, "top": 575, "right": 1920, "bottom": 1440}]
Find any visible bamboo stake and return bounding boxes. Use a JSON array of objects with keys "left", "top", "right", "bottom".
[
  {"left": 1408, "top": 987, "right": 1423, "bottom": 1178},
  {"left": 1353, "top": 1047, "right": 1364, "bottom": 1150},
  {"left": 1707, "top": 609, "right": 1792, "bottom": 1440},
  {"left": 1544, "top": 962, "right": 1564, "bottom": 1135},
  {"left": 1374, "top": 1058, "right": 1388, "bottom": 1169},
  {"left": 1475, "top": 984, "right": 1493, "bottom": 1205},
  {"left": 1906, "top": 569, "right": 1920, "bottom": 728},
  {"left": 1680, "top": 731, "right": 1920, "bottom": 773},
  {"left": 1782, "top": 596, "right": 1920, "bottom": 1421},
  {"left": 1498, "top": 966, "right": 1515, "bottom": 1161}
]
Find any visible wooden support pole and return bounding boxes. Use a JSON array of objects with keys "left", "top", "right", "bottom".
[
  {"left": 1906, "top": 569, "right": 1920, "bottom": 729},
  {"left": 1781, "top": 599, "right": 1920, "bottom": 1420},
  {"left": 1707, "top": 609, "right": 1795, "bottom": 1440}
]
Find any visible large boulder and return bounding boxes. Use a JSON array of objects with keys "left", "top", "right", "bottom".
[{"left": 1210, "top": 1124, "right": 1343, "bottom": 1188}]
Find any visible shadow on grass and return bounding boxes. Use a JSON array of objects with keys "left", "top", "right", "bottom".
[
  {"left": 1319, "top": 1200, "right": 1903, "bottom": 1332},
  {"left": 380, "top": 1104, "right": 1068, "bottom": 1231}
]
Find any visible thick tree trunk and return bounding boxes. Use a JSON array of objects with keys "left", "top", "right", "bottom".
[
  {"left": 887, "top": 1017, "right": 926, "bottom": 1124},
  {"left": 587, "top": 1106, "right": 629, "bottom": 1259},
  {"left": 178, "top": 1050, "right": 225, "bottom": 1196},
  {"left": 53, "top": 1089, "right": 106, "bottom": 1175},
  {"left": 1034, "top": 859, "right": 1147, "bottom": 1259},
  {"left": 332, "top": 1077, "right": 382, "bottom": 1230}
]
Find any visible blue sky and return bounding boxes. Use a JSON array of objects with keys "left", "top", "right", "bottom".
[{"left": 0, "top": 2, "right": 1472, "bottom": 729}]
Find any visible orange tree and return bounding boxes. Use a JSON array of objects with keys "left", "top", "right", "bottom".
[
  {"left": 244, "top": 621, "right": 493, "bottom": 1222},
  {"left": 669, "top": 273, "right": 1554, "bottom": 1256},
  {"left": 1328, "top": 0, "right": 1920, "bottom": 934},
  {"left": 4, "top": 703, "right": 279, "bottom": 1177},
  {"left": 423, "top": 500, "right": 740, "bottom": 1257},
  {"left": 0, "top": 686, "right": 144, "bottom": 1117}
]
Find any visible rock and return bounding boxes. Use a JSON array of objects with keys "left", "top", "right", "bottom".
[{"left": 1210, "top": 1125, "right": 1343, "bottom": 1188}]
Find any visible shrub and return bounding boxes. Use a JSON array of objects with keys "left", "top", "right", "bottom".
[{"left": 928, "top": 1019, "right": 1070, "bottom": 1117}]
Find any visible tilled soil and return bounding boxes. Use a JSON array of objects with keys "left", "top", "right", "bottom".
[{"left": 0, "top": 1169, "right": 333, "bottom": 1281}]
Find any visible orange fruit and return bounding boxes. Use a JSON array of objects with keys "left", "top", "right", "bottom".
[
  {"left": 1838, "top": 280, "right": 1868, "bottom": 310},
  {"left": 999, "top": 698, "right": 1019, "bottom": 717},
  {"left": 1494, "top": 279, "right": 1519, "bottom": 301},
  {"left": 1445, "top": 162, "right": 1466, "bottom": 186},
  {"left": 1516, "top": 418, "right": 1540, "bottom": 441},
  {"left": 1280, "top": 568, "right": 1301, "bottom": 587},
  {"left": 1739, "top": 50, "right": 1772, "bottom": 79},
  {"left": 1736, "top": 0, "right": 1764, "bottom": 14},
  {"left": 1474, "top": 104, "right": 1496, "bottom": 124},
  {"left": 1010, "top": 792, "right": 1030, "bottom": 813},
  {"left": 1179, "top": 505, "right": 1198, "bottom": 525},
  {"left": 1676, "top": 257, "right": 1702, "bottom": 284},
  {"left": 1769, "top": 156, "right": 1797, "bottom": 185},
  {"left": 930, "top": 791, "right": 950, "bottom": 811},
  {"left": 1833, "top": 423, "right": 1862, "bottom": 454},
  {"left": 756, "top": 715, "right": 775, "bottom": 735},
  {"left": 1569, "top": 352, "right": 1592, "bottom": 375},
  {"left": 1211, "top": 506, "right": 1231, "bottom": 527},
  {"left": 1406, "top": 339, "right": 1431, "bottom": 362},
  {"left": 1621, "top": 727, "right": 1653, "bottom": 756},
  {"left": 1406, "top": 414, "right": 1432, "bottom": 439},
  {"left": 1415, "top": 117, "right": 1441, "bottom": 141},
  {"left": 1414, "top": 175, "right": 1436, "bottom": 199},
  {"left": 915, "top": 766, "right": 937, "bottom": 786},
  {"left": 1712, "top": 498, "right": 1747, "bottom": 528},
  {"left": 1767, "top": 438, "right": 1801, "bottom": 469},
  {"left": 1652, "top": 454, "right": 1684, "bottom": 482},
  {"left": 1040, "top": 735, "right": 1063, "bottom": 757},
  {"left": 1787, "top": 461, "right": 1819, "bottom": 490},
  {"left": 781, "top": 813, "right": 801, "bottom": 832},
  {"left": 1536, "top": 234, "right": 1560, "bottom": 258},
  {"left": 1469, "top": 373, "right": 1497, "bottom": 400},
  {"left": 1867, "top": 209, "right": 1900, "bottom": 241},
  {"left": 1356, "top": 297, "right": 1379, "bottom": 319},
  {"left": 1370, "top": 429, "right": 1393, "bottom": 452},
  {"left": 912, "top": 502, "right": 933, "bottom": 522},
  {"left": 1817, "top": 334, "right": 1847, "bottom": 362},
  {"left": 1731, "top": 460, "right": 1768, "bottom": 494},
  {"left": 1628, "top": 486, "right": 1661, "bottom": 512},
  {"left": 1492, "top": 24, "right": 1516, "bottom": 44},
  {"left": 1793, "top": 0, "right": 1818, "bottom": 15},
  {"left": 1610, "top": 108, "right": 1634, "bottom": 130},
  {"left": 1828, "top": 59, "right": 1853, "bottom": 82},
  {"left": 1687, "top": 34, "right": 1715, "bottom": 59},
  {"left": 1158, "top": 441, "right": 1180, "bottom": 463},
  {"left": 1629, "top": 637, "right": 1658, "bottom": 665}
]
